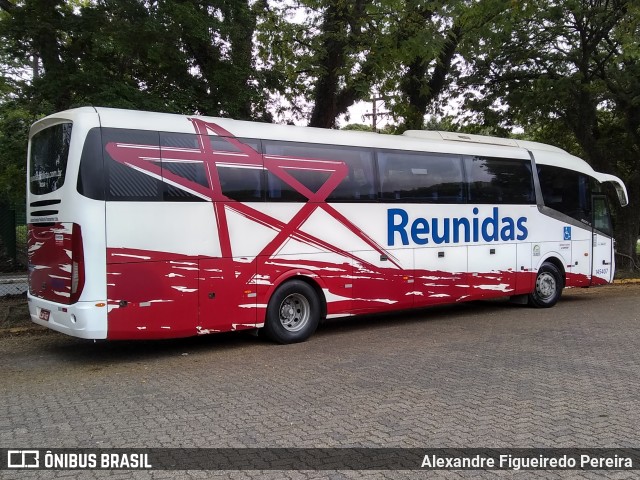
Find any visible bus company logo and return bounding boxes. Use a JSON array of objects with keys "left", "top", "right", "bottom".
[
  {"left": 387, "top": 207, "right": 528, "bottom": 246},
  {"left": 7, "top": 450, "right": 39, "bottom": 468}
]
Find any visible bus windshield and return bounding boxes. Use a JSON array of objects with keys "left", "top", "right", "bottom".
[{"left": 29, "top": 122, "right": 73, "bottom": 195}]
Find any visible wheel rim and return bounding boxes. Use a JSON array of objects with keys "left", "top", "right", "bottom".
[
  {"left": 536, "top": 272, "right": 557, "bottom": 300},
  {"left": 278, "top": 293, "right": 310, "bottom": 332}
]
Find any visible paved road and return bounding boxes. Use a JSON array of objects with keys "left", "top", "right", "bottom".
[{"left": 1, "top": 284, "right": 640, "bottom": 479}]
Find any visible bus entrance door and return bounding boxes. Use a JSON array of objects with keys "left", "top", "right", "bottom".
[{"left": 591, "top": 195, "right": 614, "bottom": 285}]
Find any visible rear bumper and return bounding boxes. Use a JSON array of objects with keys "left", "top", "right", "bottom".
[{"left": 27, "top": 293, "right": 107, "bottom": 339}]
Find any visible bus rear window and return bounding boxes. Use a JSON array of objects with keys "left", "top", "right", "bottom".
[{"left": 29, "top": 122, "right": 73, "bottom": 195}]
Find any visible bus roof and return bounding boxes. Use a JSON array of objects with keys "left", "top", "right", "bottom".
[{"left": 91, "top": 107, "right": 532, "bottom": 160}]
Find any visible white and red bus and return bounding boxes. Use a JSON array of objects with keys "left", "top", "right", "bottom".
[{"left": 26, "top": 107, "right": 628, "bottom": 343}]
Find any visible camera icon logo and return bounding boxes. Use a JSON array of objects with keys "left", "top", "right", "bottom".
[{"left": 7, "top": 450, "right": 40, "bottom": 468}]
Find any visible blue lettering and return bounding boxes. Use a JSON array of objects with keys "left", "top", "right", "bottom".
[
  {"left": 386, "top": 208, "right": 529, "bottom": 246},
  {"left": 516, "top": 217, "right": 528, "bottom": 240},
  {"left": 411, "top": 218, "right": 429, "bottom": 245},
  {"left": 431, "top": 218, "right": 450, "bottom": 244},
  {"left": 453, "top": 217, "right": 470, "bottom": 243},
  {"left": 481, "top": 207, "right": 500, "bottom": 242},
  {"left": 500, "top": 217, "right": 515, "bottom": 241},
  {"left": 388, "top": 208, "right": 409, "bottom": 246},
  {"left": 472, "top": 208, "right": 480, "bottom": 242}
]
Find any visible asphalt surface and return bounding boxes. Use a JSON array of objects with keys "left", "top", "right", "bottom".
[{"left": 1, "top": 284, "right": 639, "bottom": 479}]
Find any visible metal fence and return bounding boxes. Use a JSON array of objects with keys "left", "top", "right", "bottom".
[{"left": 0, "top": 203, "right": 28, "bottom": 296}]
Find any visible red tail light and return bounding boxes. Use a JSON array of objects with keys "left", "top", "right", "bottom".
[{"left": 70, "top": 223, "right": 85, "bottom": 303}]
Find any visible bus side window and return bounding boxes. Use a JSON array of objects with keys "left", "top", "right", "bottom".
[
  {"left": 218, "top": 166, "right": 264, "bottom": 202},
  {"left": 378, "top": 150, "right": 464, "bottom": 203},
  {"left": 213, "top": 137, "right": 263, "bottom": 202},
  {"left": 159, "top": 133, "right": 263, "bottom": 202},
  {"left": 538, "top": 165, "right": 593, "bottom": 224},
  {"left": 325, "top": 150, "right": 375, "bottom": 202},
  {"left": 263, "top": 141, "right": 375, "bottom": 202},
  {"left": 160, "top": 132, "right": 208, "bottom": 202},
  {"left": 466, "top": 156, "right": 535, "bottom": 205},
  {"left": 103, "top": 128, "right": 163, "bottom": 202},
  {"left": 77, "top": 127, "right": 105, "bottom": 200}
]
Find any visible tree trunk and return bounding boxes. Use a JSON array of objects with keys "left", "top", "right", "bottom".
[
  {"left": 226, "top": 0, "right": 257, "bottom": 120},
  {"left": 614, "top": 169, "right": 640, "bottom": 271},
  {"left": 399, "top": 24, "right": 462, "bottom": 131},
  {"left": 308, "top": 2, "right": 348, "bottom": 129},
  {"left": 308, "top": 0, "right": 369, "bottom": 128}
]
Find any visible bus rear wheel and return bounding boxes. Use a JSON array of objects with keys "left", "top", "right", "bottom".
[
  {"left": 264, "top": 279, "right": 321, "bottom": 344},
  {"left": 528, "top": 262, "right": 563, "bottom": 308}
]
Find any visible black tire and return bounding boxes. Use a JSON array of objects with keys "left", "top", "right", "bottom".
[
  {"left": 528, "top": 262, "right": 563, "bottom": 308},
  {"left": 263, "top": 280, "right": 321, "bottom": 344}
]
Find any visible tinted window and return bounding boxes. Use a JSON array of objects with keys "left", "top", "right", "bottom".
[
  {"left": 160, "top": 132, "right": 208, "bottom": 202},
  {"left": 378, "top": 151, "right": 464, "bottom": 202},
  {"left": 29, "top": 122, "right": 72, "bottom": 195},
  {"left": 214, "top": 137, "right": 263, "bottom": 202},
  {"left": 593, "top": 196, "right": 612, "bottom": 236},
  {"left": 210, "top": 136, "right": 243, "bottom": 152},
  {"left": 326, "top": 149, "right": 375, "bottom": 202},
  {"left": 77, "top": 128, "right": 105, "bottom": 200},
  {"left": 103, "top": 128, "right": 162, "bottom": 201},
  {"left": 263, "top": 141, "right": 375, "bottom": 202},
  {"left": 467, "top": 157, "right": 535, "bottom": 204},
  {"left": 538, "top": 165, "right": 596, "bottom": 224},
  {"left": 218, "top": 166, "right": 264, "bottom": 201}
]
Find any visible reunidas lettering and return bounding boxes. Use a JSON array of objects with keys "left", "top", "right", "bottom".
[{"left": 387, "top": 207, "right": 528, "bottom": 246}]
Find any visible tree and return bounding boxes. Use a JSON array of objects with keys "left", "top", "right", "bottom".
[
  {"left": 306, "top": 0, "right": 383, "bottom": 128},
  {"left": 0, "top": 0, "right": 271, "bottom": 204},
  {"left": 383, "top": 1, "right": 463, "bottom": 131},
  {"left": 377, "top": 0, "right": 508, "bottom": 132},
  {"left": 260, "top": 0, "right": 499, "bottom": 130},
  {"left": 259, "top": 0, "right": 389, "bottom": 128},
  {"left": 0, "top": 0, "right": 268, "bottom": 115},
  {"left": 460, "top": 0, "right": 640, "bottom": 269}
]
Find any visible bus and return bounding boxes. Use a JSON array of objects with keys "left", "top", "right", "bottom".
[{"left": 26, "top": 107, "right": 628, "bottom": 343}]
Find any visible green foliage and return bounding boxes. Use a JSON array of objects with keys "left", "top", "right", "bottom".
[
  {"left": 258, "top": 0, "right": 393, "bottom": 127},
  {"left": 0, "top": 102, "right": 31, "bottom": 204},
  {"left": 341, "top": 123, "right": 374, "bottom": 132},
  {"left": 0, "top": 0, "right": 270, "bottom": 206},
  {"left": 457, "top": 0, "right": 640, "bottom": 265},
  {"left": 0, "top": 0, "right": 268, "bottom": 116}
]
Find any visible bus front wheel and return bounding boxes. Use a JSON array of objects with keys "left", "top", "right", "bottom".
[
  {"left": 264, "top": 280, "right": 321, "bottom": 344},
  {"left": 528, "top": 262, "right": 563, "bottom": 308}
]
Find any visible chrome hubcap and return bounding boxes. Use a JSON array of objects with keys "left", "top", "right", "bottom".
[
  {"left": 279, "top": 293, "right": 310, "bottom": 332},
  {"left": 536, "top": 272, "right": 556, "bottom": 300}
]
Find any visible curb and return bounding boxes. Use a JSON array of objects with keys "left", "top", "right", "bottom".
[{"left": 613, "top": 278, "right": 640, "bottom": 284}]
